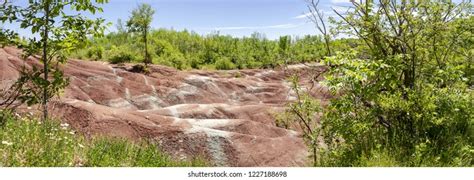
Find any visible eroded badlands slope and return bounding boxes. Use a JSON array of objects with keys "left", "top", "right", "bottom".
[{"left": 0, "top": 47, "right": 330, "bottom": 166}]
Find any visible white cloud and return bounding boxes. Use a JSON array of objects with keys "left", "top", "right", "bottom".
[
  {"left": 212, "top": 23, "right": 306, "bottom": 31},
  {"left": 293, "top": 12, "right": 312, "bottom": 19},
  {"left": 293, "top": 10, "right": 340, "bottom": 20},
  {"left": 331, "top": 6, "right": 351, "bottom": 13},
  {"left": 331, "top": 0, "right": 350, "bottom": 4}
]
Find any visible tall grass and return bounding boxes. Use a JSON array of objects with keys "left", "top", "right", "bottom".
[{"left": 0, "top": 111, "right": 206, "bottom": 167}]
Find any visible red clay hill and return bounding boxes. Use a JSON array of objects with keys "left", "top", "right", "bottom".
[{"left": 0, "top": 47, "right": 331, "bottom": 166}]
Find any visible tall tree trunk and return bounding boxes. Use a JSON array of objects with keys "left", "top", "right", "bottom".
[
  {"left": 144, "top": 28, "right": 148, "bottom": 67},
  {"left": 324, "top": 35, "right": 331, "bottom": 56},
  {"left": 42, "top": 1, "right": 50, "bottom": 121}
]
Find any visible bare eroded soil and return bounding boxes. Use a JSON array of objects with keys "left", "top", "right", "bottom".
[{"left": 0, "top": 47, "right": 331, "bottom": 166}]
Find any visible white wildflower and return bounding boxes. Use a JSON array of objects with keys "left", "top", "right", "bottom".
[
  {"left": 68, "top": 131, "right": 75, "bottom": 135},
  {"left": 1, "top": 141, "right": 13, "bottom": 146},
  {"left": 78, "top": 144, "right": 85, "bottom": 148}
]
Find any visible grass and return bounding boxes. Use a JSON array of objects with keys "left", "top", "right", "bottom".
[{"left": 0, "top": 111, "right": 206, "bottom": 167}]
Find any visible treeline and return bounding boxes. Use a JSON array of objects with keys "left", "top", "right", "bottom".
[{"left": 72, "top": 29, "right": 333, "bottom": 70}]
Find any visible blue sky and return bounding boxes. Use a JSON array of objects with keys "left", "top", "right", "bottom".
[
  {"left": 2, "top": 0, "right": 353, "bottom": 39},
  {"left": 104, "top": 0, "right": 352, "bottom": 39}
]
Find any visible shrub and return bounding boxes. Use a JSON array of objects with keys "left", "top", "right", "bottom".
[
  {"left": 109, "top": 52, "right": 134, "bottom": 64},
  {"left": 215, "top": 57, "right": 236, "bottom": 70},
  {"left": 107, "top": 46, "right": 137, "bottom": 64},
  {"left": 153, "top": 39, "right": 188, "bottom": 70},
  {"left": 168, "top": 53, "right": 186, "bottom": 70},
  {"left": 86, "top": 46, "right": 104, "bottom": 61}
]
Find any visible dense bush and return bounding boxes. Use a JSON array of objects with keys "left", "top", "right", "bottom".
[
  {"left": 108, "top": 45, "right": 136, "bottom": 64},
  {"left": 86, "top": 46, "right": 104, "bottom": 61},
  {"left": 215, "top": 57, "right": 236, "bottom": 70},
  {"left": 71, "top": 29, "right": 328, "bottom": 70}
]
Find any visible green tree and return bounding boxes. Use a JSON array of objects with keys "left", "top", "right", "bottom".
[
  {"left": 319, "top": 0, "right": 473, "bottom": 166},
  {"left": 126, "top": 3, "right": 155, "bottom": 67},
  {"left": 279, "top": 35, "right": 291, "bottom": 68},
  {"left": 1, "top": 0, "right": 107, "bottom": 121}
]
